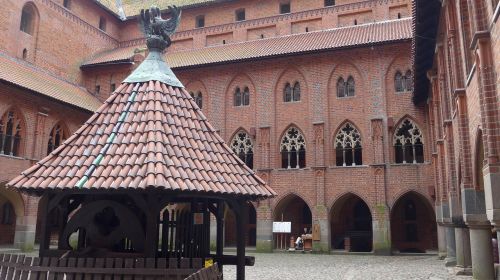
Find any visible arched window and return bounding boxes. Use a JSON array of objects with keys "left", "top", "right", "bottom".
[
  {"left": 190, "top": 91, "right": 203, "bottom": 109},
  {"left": 20, "top": 4, "right": 37, "bottom": 35},
  {"left": 404, "top": 70, "right": 413, "bottom": 91},
  {"left": 1, "top": 202, "right": 14, "bottom": 225},
  {"left": 47, "top": 123, "right": 67, "bottom": 154},
  {"left": 280, "top": 127, "right": 306, "bottom": 169},
  {"left": 230, "top": 130, "right": 254, "bottom": 169},
  {"left": 394, "top": 119, "right": 424, "bottom": 164},
  {"left": 335, "top": 122, "right": 362, "bottom": 166},
  {"left": 337, "top": 77, "right": 345, "bottom": 97},
  {"left": 346, "top": 76, "right": 355, "bottom": 97},
  {"left": 0, "top": 109, "right": 23, "bottom": 157},
  {"left": 234, "top": 87, "right": 242, "bottom": 106},
  {"left": 395, "top": 70, "right": 413, "bottom": 92},
  {"left": 284, "top": 83, "right": 292, "bottom": 102},
  {"left": 395, "top": 71, "right": 404, "bottom": 92},
  {"left": 242, "top": 87, "right": 250, "bottom": 106},
  {"left": 337, "top": 76, "right": 355, "bottom": 97},
  {"left": 284, "top": 82, "right": 301, "bottom": 102}
]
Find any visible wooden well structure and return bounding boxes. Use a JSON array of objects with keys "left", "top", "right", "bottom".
[{"left": 7, "top": 6, "right": 275, "bottom": 280}]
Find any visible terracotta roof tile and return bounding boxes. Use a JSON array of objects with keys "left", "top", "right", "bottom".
[
  {"left": 0, "top": 52, "right": 101, "bottom": 112},
  {"left": 9, "top": 75, "right": 275, "bottom": 199},
  {"left": 83, "top": 19, "right": 411, "bottom": 68}
]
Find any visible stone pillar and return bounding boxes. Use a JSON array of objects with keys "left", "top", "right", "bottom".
[
  {"left": 312, "top": 205, "right": 329, "bottom": 253},
  {"left": 372, "top": 204, "right": 391, "bottom": 255},
  {"left": 437, "top": 223, "right": 447, "bottom": 259},
  {"left": 469, "top": 225, "right": 495, "bottom": 279},
  {"left": 454, "top": 226, "right": 472, "bottom": 275},
  {"left": 209, "top": 214, "right": 217, "bottom": 251},
  {"left": 445, "top": 225, "right": 457, "bottom": 266},
  {"left": 255, "top": 201, "right": 273, "bottom": 253},
  {"left": 13, "top": 215, "right": 37, "bottom": 251}
]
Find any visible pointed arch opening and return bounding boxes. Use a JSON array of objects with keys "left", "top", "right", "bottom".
[
  {"left": 273, "top": 194, "right": 312, "bottom": 250},
  {"left": 20, "top": 3, "right": 38, "bottom": 35},
  {"left": 230, "top": 129, "right": 254, "bottom": 169},
  {"left": 0, "top": 108, "right": 25, "bottom": 157},
  {"left": 0, "top": 186, "right": 24, "bottom": 245},
  {"left": 390, "top": 191, "right": 437, "bottom": 253},
  {"left": 330, "top": 193, "right": 372, "bottom": 252},
  {"left": 394, "top": 118, "right": 424, "bottom": 164},
  {"left": 47, "top": 122, "right": 69, "bottom": 155},
  {"left": 280, "top": 126, "right": 306, "bottom": 169},
  {"left": 190, "top": 91, "right": 203, "bottom": 109},
  {"left": 334, "top": 122, "right": 362, "bottom": 166}
]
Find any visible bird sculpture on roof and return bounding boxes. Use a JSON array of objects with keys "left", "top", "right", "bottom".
[{"left": 140, "top": 5, "right": 181, "bottom": 51}]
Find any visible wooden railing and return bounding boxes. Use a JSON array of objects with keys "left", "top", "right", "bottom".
[{"left": 0, "top": 254, "right": 221, "bottom": 280}]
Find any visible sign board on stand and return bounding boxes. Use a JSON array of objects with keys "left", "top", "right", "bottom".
[{"left": 272, "top": 222, "right": 291, "bottom": 233}]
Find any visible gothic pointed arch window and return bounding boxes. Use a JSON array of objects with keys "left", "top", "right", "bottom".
[
  {"left": 230, "top": 130, "right": 254, "bottom": 169},
  {"left": 20, "top": 3, "right": 37, "bottom": 35},
  {"left": 337, "top": 76, "right": 355, "bottom": 97},
  {"left": 395, "top": 71, "right": 404, "bottom": 92},
  {"left": 335, "top": 122, "right": 362, "bottom": 166},
  {"left": 190, "top": 91, "right": 203, "bottom": 109},
  {"left": 395, "top": 70, "right": 413, "bottom": 92},
  {"left": 234, "top": 87, "right": 242, "bottom": 106},
  {"left": 0, "top": 109, "right": 24, "bottom": 157},
  {"left": 1, "top": 202, "right": 14, "bottom": 225},
  {"left": 394, "top": 119, "right": 424, "bottom": 164},
  {"left": 284, "top": 82, "right": 301, "bottom": 102},
  {"left": 337, "top": 77, "right": 345, "bottom": 97},
  {"left": 280, "top": 127, "right": 306, "bottom": 168},
  {"left": 47, "top": 122, "right": 68, "bottom": 154},
  {"left": 242, "top": 87, "right": 250, "bottom": 106}
]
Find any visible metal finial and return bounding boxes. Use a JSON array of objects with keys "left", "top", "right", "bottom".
[{"left": 140, "top": 5, "right": 181, "bottom": 52}]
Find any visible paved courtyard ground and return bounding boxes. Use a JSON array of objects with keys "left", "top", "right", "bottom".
[{"left": 224, "top": 253, "right": 471, "bottom": 280}]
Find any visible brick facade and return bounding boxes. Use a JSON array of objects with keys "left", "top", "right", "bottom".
[{"left": 0, "top": 0, "right": 449, "bottom": 255}]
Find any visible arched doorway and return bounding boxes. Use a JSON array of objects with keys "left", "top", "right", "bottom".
[
  {"left": 273, "top": 194, "right": 312, "bottom": 249},
  {"left": 330, "top": 193, "right": 373, "bottom": 252},
  {"left": 0, "top": 185, "right": 24, "bottom": 246},
  {"left": 391, "top": 191, "right": 437, "bottom": 253},
  {"left": 224, "top": 202, "right": 257, "bottom": 247}
]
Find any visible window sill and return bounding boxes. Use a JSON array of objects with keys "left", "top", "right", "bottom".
[
  {"left": 329, "top": 165, "right": 368, "bottom": 169},
  {"left": 395, "top": 90, "right": 413, "bottom": 94},
  {"left": 283, "top": 100, "right": 302, "bottom": 104},
  {"left": 390, "top": 162, "right": 429, "bottom": 166},
  {"left": 0, "top": 154, "right": 25, "bottom": 160},
  {"left": 276, "top": 167, "right": 309, "bottom": 171},
  {"left": 336, "top": 95, "right": 356, "bottom": 99}
]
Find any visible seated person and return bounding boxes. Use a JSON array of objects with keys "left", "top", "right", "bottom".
[{"left": 295, "top": 236, "right": 303, "bottom": 250}]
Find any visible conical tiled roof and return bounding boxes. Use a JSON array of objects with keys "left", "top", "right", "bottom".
[{"left": 8, "top": 43, "right": 275, "bottom": 199}]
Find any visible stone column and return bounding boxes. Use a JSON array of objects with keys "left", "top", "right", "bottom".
[
  {"left": 255, "top": 198, "right": 273, "bottom": 253},
  {"left": 437, "top": 223, "right": 447, "bottom": 259},
  {"left": 445, "top": 225, "right": 457, "bottom": 266},
  {"left": 13, "top": 215, "right": 37, "bottom": 251},
  {"left": 454, "top": 225, "right": 472, "bottom": 275},
  {"left": 372, "top": 204, "right": 391, "bottom": 255},
  {"left": 469, "top": 224, "right": 495, "bottom": 279}
]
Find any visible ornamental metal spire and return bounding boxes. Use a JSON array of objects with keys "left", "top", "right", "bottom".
[{"left": 124, "top": 5, "right": 184, "bottom": 87}]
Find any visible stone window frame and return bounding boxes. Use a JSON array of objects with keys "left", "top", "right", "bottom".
[
  {"left": 393, "top": 118, "right": 424, "bottom": 164},
  {"left": 234, "top": 86, "right": 250, "bottom": 107},
  {"left": 0, "top": 108, "right": 25, "bottom": 157},
  {"left": 47, "top": 122, "right": 68, "bottom": 155},
  {"left": 283, "top": 81, "right": 301, "bottom": 102},
  {"left": 280, "top": 126, "right": 306, "bottom": 169},
  {"left": 394, "top": 70, "right": 413, "bottom": 93},
  {"left": 230, "top": 130, "right": 254, "bottom": 169},
  {"left": 336, "top": 76, "right": 355, "bottom": 98},
  {"left": 190, "top": 91, "right": 203, "bottom": 109},
  {"left": 334, "top": 122, "right": 362, "bottom": 166}
]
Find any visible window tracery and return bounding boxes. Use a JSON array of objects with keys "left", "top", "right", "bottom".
[
  {"left": 0, "top": 109, "right": 23, "bottom": 157},
  {"left": 394, "top": 119, "right": 424, "bottom": 163},
  {"left": 47, "top": 123, "right": 67, "bottom": 155},
  {"left": 230, "top": 130, "right": 254, "bottom": 169},
  {"left": 190, "top": 91, "right": 203, "bottom": 109},
  {"left": 335, "top": 123, "right": 362, "bottom": 166},
  {"left": 280, "top": 127, "right": 306, "bottom": 168}
]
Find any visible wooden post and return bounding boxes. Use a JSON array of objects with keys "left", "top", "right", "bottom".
[
  {"left": 216, "top": 201, "right": 224, "bottom": 270},
  {"left": 144, "top": 193, "right": 159, "bottom": 257},
  {"left": 235, "top": 200, "right": 247, "bottom": 280},
  {"left": 38, "top": 192, "right": 51, "bottom": 257}
]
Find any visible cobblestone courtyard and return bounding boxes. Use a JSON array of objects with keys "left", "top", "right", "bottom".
[{"left": 224, "top": 253, "right": 471, "bottom": 280}]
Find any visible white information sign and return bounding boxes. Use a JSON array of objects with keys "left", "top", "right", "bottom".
[{"left": 272, "top": 222, "right": 291, "bottom": 233}]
